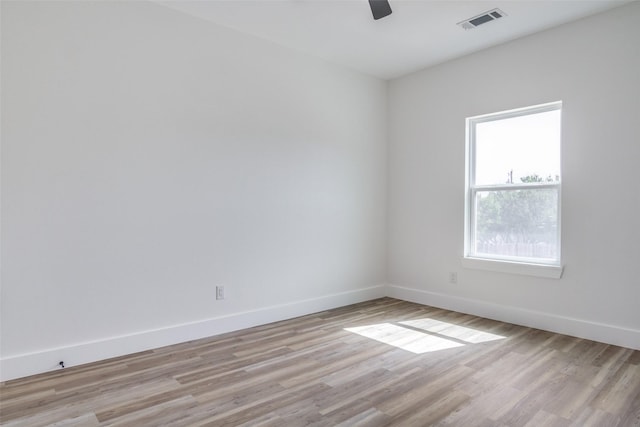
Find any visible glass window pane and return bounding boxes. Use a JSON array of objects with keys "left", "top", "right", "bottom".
[
  {"left": 474, "top": 188, "right": 558, "bottom": 260},
  {"left": 475, "top": 110, "right": 561, "bottom": 186}
]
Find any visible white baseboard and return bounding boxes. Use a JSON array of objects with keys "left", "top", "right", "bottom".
[
  {"left": 386, "top": 284, "right": 640, "bottom": 351},
  {"left": 4, "top": 283, "right": 637, "bottom": 382},
  {"left": 0, "top": 285, "right": 385, "bottom": 382}
]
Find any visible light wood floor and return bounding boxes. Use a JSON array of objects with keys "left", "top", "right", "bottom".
[{"left": 1, "top": 298, "right": 639, "bottom": 426}]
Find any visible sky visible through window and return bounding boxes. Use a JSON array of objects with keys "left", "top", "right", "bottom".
[{"left": 475, "top": 109, "right": 561, "bottom": 185}]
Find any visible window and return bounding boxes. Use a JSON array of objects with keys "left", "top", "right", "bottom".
[{"left": 464, "top": 102, "right": 562, "bottom": 277}]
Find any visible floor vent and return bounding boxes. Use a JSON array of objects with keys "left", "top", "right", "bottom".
[{"left": 457, "top": 8, "right": 506, "bottom": 30}]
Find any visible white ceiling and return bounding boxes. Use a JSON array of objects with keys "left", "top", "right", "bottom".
[{"left": 158, "top": 0, "right": 631, "bottom": 79}]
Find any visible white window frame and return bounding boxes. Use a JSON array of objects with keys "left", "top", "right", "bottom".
[{"left": 463, "top": 101, "right": 564, "bottom": 279}]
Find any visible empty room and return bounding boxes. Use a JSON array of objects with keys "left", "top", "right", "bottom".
[{"left": 1, "top": 0, "right": 639, "bottom": 425}]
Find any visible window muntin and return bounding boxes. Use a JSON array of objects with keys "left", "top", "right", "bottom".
[{"left": 465, "top": 102, "right": 562, "bottom": 266}]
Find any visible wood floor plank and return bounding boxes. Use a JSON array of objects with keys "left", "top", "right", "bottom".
[
  {"left": 333, "top": 407, "right": 391, "bottom": 427},
  {"left": 1, "top": 298, "right": 638, "bottom": 426}
]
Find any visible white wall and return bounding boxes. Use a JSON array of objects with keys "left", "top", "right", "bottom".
[
  {"left": 388, "top": 2, "right": 640, "bottom": 349},
  {"left": 3, "top": 0, "right": 639, "bottom": 383},
  {"left": 0, "top": 1, "right": 387, "bottom": 380}
]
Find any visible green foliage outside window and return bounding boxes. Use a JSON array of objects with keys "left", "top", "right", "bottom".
[{"left": 475, "top": 174, "right": 558, "bottom": 256}]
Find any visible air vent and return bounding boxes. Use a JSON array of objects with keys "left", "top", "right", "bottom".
[{"left": 457, "top": 8, "right": 506, "bottom": 30}]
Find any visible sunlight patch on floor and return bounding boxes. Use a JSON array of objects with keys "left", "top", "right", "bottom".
[
  {"left": 399, "top": 318, "right": 506, "bottom": 344},
  {"left": 344, "top": 323, "right": 463, "bottom": 354},
  {"left": 345, "top": 319, "right": 505, "bottom": 354}
]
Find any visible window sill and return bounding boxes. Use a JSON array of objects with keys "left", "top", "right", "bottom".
[{"left": 461, "top": 257, "right": 564, "bottom": 279}]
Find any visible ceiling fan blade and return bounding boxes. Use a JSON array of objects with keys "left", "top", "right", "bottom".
[{"left": 369, "top": 0, "right": 392, "bottom": 20}]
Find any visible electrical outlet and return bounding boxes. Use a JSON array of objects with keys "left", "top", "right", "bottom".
[
  {"left": 216, "top": 285, "right": 225, "bottom": 300},
  {"left": 449, "top": 272, "right": 458, "bottom": 284}
]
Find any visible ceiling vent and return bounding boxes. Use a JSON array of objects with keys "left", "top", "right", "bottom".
[{"left": 457, "top": 8, "right": 506, "bottom": 30}]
